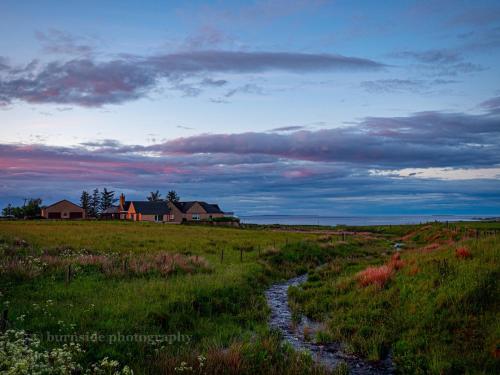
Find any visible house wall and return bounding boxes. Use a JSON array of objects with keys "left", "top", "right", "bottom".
[
  {"left": 166, "top": 202, "right": 184, "bottom": 223},
  {"left": 140, "top": 214, "right": 166, "bottom": 222},
  {"left": 126, "top": 203, "right": 137, "bottom": 221},
  {"left": 185, "top": 202, "right": 224, "bottom": 221},
  {"left": 42, "top": 201, "right": 85, "bottom": 219}
]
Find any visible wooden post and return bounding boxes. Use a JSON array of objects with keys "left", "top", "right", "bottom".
[
  {"left": 342, "top": 232, "right": 346, "bottom": 241},
  {"left": 66, "top": 264, "right": 72, "bottom": 284},
  {"left": 122, "top": 258, "right": 128, "bottom": 274},
  {"left": 220, "top": 248, "right": 224, "bottom": 263},
  {"left": 258, "top": 245, "right": 261, "bottom": 256},
  {"left": 240, "top": 247, "right": 243, "bottom": 262}
]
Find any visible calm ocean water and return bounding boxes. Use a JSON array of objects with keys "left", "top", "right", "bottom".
[{"left": 239, "top": 215, "right": 489, "bottom": 226}]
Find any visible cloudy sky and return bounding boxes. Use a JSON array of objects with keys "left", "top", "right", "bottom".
[{"left": 1, "top": 0, "right": 500, "bottom": 215}]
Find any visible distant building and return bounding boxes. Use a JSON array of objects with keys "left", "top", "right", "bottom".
[
  {"left": 41, "top": 200, "right": 86, "bottom": 219},
  {"left": 117, "top": 194, "right": 225, "bottom": 223}
]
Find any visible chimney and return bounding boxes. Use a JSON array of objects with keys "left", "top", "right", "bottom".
[{"left": 119, "top": 193, "right": 125, "bottom": 209}]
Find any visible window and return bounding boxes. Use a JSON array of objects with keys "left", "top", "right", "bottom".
[
  {"left": 192, "top": 213, "right": 200, "bottom": 221},
  {"left": 169, "top": 214, "right": 175, "bottom": 221},
  {"left": 155, "top": 215, "right": 163, "bottom": 222}
]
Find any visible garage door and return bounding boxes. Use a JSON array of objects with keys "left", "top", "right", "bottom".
[
  {"left": 48, "top": 212, "right": 61, "bottom": 219},
  {"left": 69, "top": 212, "right": 83, "bottom": 219}
]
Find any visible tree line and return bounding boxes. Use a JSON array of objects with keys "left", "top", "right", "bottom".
[
  {"left": 1, "top": 198, "right": 43, "bottom": 219},
  {"left": 1, "top": 189, "right": 181, "bottom": 219},
  {"left": 80, "top": 188, "right": 117, "bottom": 217}
]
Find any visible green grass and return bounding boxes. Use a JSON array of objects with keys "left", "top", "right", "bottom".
[
  {"left": 288, "top": 224, "right": 500, "bottom": 374},
  {"left": 0, "top": 220, "right": 498, "bottom": 374},
  {"left": 0, "top": 220, "right": 326, "bottom": 374}
]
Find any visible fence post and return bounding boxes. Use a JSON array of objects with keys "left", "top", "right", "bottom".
[
  {"left": 66, "top": 264, "right": 72, "bottom": 284},
  {"left": 220, "top": 248, "right": 224, "bottom": 263},
  {"left": 240, "top": 247, "right": 243, "bottom": 262}
]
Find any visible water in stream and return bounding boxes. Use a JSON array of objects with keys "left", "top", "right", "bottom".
[{"left": 265, "top": 274, "right": 394, "bottom": 374}]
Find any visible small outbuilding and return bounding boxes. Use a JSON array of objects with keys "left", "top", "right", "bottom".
[{"left": 41, "top": 200, "right": 86, "bottom": 219}]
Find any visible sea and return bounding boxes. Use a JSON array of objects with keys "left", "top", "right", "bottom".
[{"left": 239, "top": 215, "right": 495, "bottom": 226}]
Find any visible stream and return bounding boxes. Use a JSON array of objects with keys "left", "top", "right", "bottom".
[{"left": 265, "top": 274, "right": 394, "bottom": 374}]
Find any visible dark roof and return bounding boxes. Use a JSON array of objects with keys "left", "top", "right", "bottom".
[
  {"left": 199, "top": 202, "right": 223, "bottom": 214},
  {"left": 128, "top": 201, "right": 170, "bottom": 215},
  {"left": 102, "top": 206, "right": 120, "bottom": 214},
  {"left": 171, "top": 201, "right": 223, "bottom": 214},
  {"left": 43, "top": 199, "right": 83, "bottom": 210}
]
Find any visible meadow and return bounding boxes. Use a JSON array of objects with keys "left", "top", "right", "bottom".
[{"left": 0, "top": 220, "right": 498, "bottom": 374}]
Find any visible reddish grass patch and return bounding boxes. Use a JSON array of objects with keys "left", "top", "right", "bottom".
[
  {"left": 388, "top": 252, "right": 406, "bottom": 270},
  {"left": 455, "top": 246, "right": 472, "bottom": 259},
  {"left": 419, "top": 242, "right": 441, "bottom": 253},
  {"left": 356, "top": 265, "right": 393, "bottom": 288}
]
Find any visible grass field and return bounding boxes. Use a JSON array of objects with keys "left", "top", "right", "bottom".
[{"left": 0, "top": 220, "right": 499, "bottom": 374}]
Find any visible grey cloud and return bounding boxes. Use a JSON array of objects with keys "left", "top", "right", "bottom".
[
  {"left": 480, "top": 96, "right": 500, "bottom": 112},
  {"left": 153, "top": 107, "right": 500, "bottom": 168},
  {"left": 360, "top": 78, "right": 458, "bottom": 93},
  {"left": 0, "top": 50, "right": 384, "bottom": 106},
  {"left": 391, "top": 49, "right": 462, "bottom": 64},
  {"left": 269, "top": 125, "right": 306, "bottom": 132},
  {"left": 224, "top": 83, "right": 264, "bottom": 97},
  {"left": 200, "top": 78, "right": 228, "bottom": 87},
  {"left": 35, "top": 29, "right": 96, "bottom": 56}
]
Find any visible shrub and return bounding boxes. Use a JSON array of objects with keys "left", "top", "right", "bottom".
[{"left": 356, "top": 265, "right": 393, "bottom": 288}]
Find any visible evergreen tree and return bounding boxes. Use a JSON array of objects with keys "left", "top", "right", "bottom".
[
  {"left": 100, "top": 188, "right": 117, "bottom": 211},
  {"left": 166, "top": 190, "right": 180, "bottom": 203},
  {"left": 80, "top": 190, "right": 91, "bottom": 216},
  {"left": 89, "top": 188, "right": 101, "bottom": 217}
]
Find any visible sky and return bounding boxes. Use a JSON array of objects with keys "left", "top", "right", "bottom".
[{"left": 1, "top": 0, "right": 500, "bottom": 216}]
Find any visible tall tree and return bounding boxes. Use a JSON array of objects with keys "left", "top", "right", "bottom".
[
  {"left": 100, "top": 188, "right": 117, "bottom": 211},
  {"left": 2, "top": 204, "right": 14, "bottom": 217},
  {"left": 166, "top": 190, "right": 180, "bottom": 203},
  {"left": 80, "top": 190, "right": 91, "bottom": 216},
  {"left": 147, "top": 190, "right": 162, "bottom": 201},
  {"left": 23, "top": 198, "right": 42, "bottom": 218},
  {"left": 89, "top": 188, "right": 100, "bottom": 217}
]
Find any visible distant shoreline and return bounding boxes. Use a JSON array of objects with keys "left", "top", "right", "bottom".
[{"left": 239, "top": 214, "right": 500, "bottom": 226}]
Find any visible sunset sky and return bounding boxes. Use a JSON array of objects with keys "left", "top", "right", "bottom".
[{"left": 1, "top": 0, "right": 499, "bottom": 215}]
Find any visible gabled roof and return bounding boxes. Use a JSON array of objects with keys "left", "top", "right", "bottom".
[
  {"left": 171, "top": 201, "right": 223, "bottom": 214},
  {"left": 199, "top": 202, "right": 223, "bottom": 214},
  {"left": 102, "top": 206, "right": 120, "bottom": 214},
  {"left": 43, "top": 199, "right": 83, "bottom": 210},
  {"left": 127, "top": 201, "right": 170, "bottom": 215}
]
